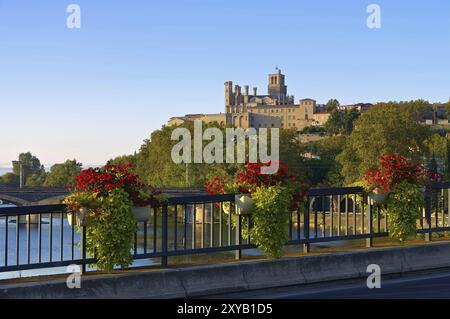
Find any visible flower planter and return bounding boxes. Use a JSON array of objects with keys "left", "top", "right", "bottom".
[
  {"left": 131, "top": 206, "right": 151, "bottom": 223},
  {"left": 67, "top": 207, "right": 91, "bottom": 227},
  {"left": 221, "top": 202, "right": 231, "bottom": 215},
  {"left": 235, "top": 195, "right": 254, "bottom": 215},
  {"left": 368, "top": 191, "right": 389, "bottom": 204}
]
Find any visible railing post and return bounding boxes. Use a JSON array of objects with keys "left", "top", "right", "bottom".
[
  {"left": 303, "top": 199, "right": 310, "bottom": 253},
  {"left": 161, "top": 203, "right": 169, "bottom": 267},
  {"left": 366, "top": 196, "right": 373, "bottom": 248},
  {"left": 80, "top": 226, "right": 87, "bottom": 275},
  {"left": 424, "top": 187, "right": 432, "bottom": 242},
  {"left": 235, "top": 214, "right": 242, "bottom": 260}
]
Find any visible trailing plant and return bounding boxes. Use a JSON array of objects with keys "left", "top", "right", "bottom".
[
  {"left": 386, "top": 181, "right": 424, "bottom": 242},
  {"left": 205, "top": 161, "right": 309, "bottom": 258},
  {"left": 250, "top": 185, "right": 293, "bottom": 259},
  {"left": 63, "top": 192, "right": 100, "bottom": 225},
  {"left": 84, "top": 188, "right": 137, "bottom": 272},
  {"left": 64, "top": 163, "right": 163, "bottom": 272},
  {"left": 63, "top": 191, "right": 100, "bottom": 210}
]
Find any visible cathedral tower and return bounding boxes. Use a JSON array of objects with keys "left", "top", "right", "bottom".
[{"left": 268, "top": 67, "right": 287, "bottom": 102}]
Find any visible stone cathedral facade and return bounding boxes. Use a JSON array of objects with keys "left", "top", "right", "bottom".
[{"left": 167, "top": 68, "right": 330, "bottom": 130}]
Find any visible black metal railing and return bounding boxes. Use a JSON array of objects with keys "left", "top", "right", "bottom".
[{"left": 1, "top": 184, "right": 450, "bottom": 276}]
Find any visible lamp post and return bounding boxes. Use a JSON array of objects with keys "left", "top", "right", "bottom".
[
  {"left": 13, "top": 160, "right": 31, "bottom": 189},
  {"left": 19, "top": 162, "right": 24, "bottom": 189}
]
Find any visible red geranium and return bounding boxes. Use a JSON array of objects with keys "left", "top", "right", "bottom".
[
  {"left": 365, "top": 153, "right": 440, "bottom": 193},
  {"left": 205, "top": 161, "right": 309, "bottom": 210},
  {"left": 71, "top": 162, "right": 162, "bottom": 207}
]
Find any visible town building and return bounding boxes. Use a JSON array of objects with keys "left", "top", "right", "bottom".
[{"left": 167, "top": 68, "right": 354, "bottom": 130}]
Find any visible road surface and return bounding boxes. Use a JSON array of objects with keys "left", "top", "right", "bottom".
[{"left": 204, "top": 269, "right": 450, "bottom": 299}]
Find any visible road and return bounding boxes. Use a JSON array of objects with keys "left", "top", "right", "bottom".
[{"left": 204, "top": 269, "right": 450, "bottom": 299}]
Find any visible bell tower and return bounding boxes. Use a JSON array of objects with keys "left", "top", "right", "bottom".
[
  {"left": 225, "top": 81, "right": 234, "bottom": 113},
  {"left": 268, "top": 67, "right": 287, "bottom": 101}
]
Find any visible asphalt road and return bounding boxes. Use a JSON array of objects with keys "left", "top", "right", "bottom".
[{"left": 204, "top": 270, "right": 450, "bottom": 299}]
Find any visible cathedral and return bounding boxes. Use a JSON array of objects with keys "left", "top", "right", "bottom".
[{"left": 167, "top": 68, "right": 330, "bottom": 130}]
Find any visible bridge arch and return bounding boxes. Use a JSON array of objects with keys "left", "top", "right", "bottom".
[{"left": 0, "top": 194, "right": 29, "bottom": 207}]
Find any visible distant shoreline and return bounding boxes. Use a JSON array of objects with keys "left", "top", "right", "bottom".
[{"left": 0, "top": 167, "right": 12, "bottom": 175}]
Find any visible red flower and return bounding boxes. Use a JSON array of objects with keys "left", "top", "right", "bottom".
[
  {"left": 69, "top": 162, "right": 162, "bottom": 207},
  {"left": 365, "top": 153, "right": 441, "bottom": 193}
]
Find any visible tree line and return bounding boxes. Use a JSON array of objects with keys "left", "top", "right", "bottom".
[
  {"left": 3, "top": 99, "right": 450, "bottom": 189},
  {"left": 0, "top": 154, "right": 82, "bottom": 188}
]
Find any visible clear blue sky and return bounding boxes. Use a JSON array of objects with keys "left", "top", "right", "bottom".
[{"left": 0, "top": 0, "right": 449, "bottom": 167}]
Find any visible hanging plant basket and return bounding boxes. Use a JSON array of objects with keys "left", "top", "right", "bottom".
[
  {"left": 368, "top": 191, "right": 390, "bottom": 204},
  {"left": 221, "top": 202, "right": 231, "bottom": 215},
  {"left": 235, "top": 194, "right": 254, "bottom": 215},
  {"left": 67, "top": 207, "right": 92, "bottom": 227},
  {"left": 131, "top": 206, "right": 151, "bottom": 223}
]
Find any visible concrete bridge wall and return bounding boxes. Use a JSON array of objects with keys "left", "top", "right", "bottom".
[{"left": 2, "top": 241, "right": 450, "bottom": 298}]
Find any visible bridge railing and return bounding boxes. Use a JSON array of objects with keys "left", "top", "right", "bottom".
[{"left": 0, "top": 184, "right": 449, "bottom": 276}]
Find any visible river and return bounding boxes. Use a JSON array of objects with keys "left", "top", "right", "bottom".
[{"left": 0, "top": 203, "right": 264, "bottom": 281}]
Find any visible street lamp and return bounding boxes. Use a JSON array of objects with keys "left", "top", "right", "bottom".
[{"left": 13, "top": 160, "right": 31, "bottom": 189}]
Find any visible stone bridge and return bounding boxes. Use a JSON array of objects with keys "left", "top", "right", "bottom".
[
  {"left": 0, "top": 187, "right": 207, "bottom": 206},
  {"left": 0, "top": 187, "right": 69, "bottom": 206}
]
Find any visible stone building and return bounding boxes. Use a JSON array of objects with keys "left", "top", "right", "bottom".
[{"left": 167, "top": 68, "right": 331, "bottom": 130}]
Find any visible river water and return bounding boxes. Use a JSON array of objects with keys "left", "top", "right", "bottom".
[
  {"left": 0, "top": 204, "right": 265, "bottom": 280},
  {"left": 0, "top": 203, "right": 340, "bottom": 281}
]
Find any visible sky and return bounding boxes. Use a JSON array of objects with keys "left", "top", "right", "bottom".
[{"left": 0, "top": 0, "right": 449, "bottom": 168}]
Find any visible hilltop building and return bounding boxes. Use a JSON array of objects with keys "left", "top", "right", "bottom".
[{"left": 167, "top": 68, "right": 368, "bottom": 130}]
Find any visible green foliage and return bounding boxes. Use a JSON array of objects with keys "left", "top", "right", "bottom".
[
  {"left": 425, "top": 134, "right": 450, "bottom": 178},
  {"left": 324, "top": 109, "right": 360, "bottom": 136},
  {"left": 84, "top": 188, "right": 137, "bottom": 272},
  {"left": 386, "top": 181, "right": 424, "bottom": 242},
  {"left": 135, "top": 122, "right": 238, "bottom": 187},
  {"left": 135, "top": 123, "right": 307, "bottom": 188},
  {"left": 63, "top": 191, "right": 100, "bottom": 209},
  {"left": 0, "top": 173, "right": 20, "bottom": 187},
  {"left": 25, "top": 171, "right": 48, "bottom": 187},
  {"left": 108, "top": 155, "right": 138, "bottom": 171},
  {"left": 12, "top": 152, "right": 46, "bottom": 185},
  {"left": 302, "top": 136, "right": 346, "bottom": 186},
  {"left": 44, "top": 159, "right": 82, "bottom": 187},
  {"left": 300, "top": 126, "right": 327, "bottom": 135},
  {"left": 326, "top": 99, "right": 340, "bottom": 113},
  {"left": 249, "top": 185, "right": 294, "bottom": 259},
  {"left": 278, "top": 129, "right": 308, "bottom": 180},
  {"left": 338, "top": 101, "right": 432, "bottom": 184}
]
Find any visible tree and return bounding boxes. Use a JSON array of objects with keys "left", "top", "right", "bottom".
[
  {"left": 44, "top": 159, "right": 83, "bottom": 188},
  {"left": 136, "top": 122, "right": 241, "bottom": 188},
  {"left": 134, "top": 123, "right": 308, "bottom": 188},
  {"left": 300, "top": 126, "right": 327, "bottom": 135},
  {"left": 12, "top": 152, "right": 46, "bottom": 186},
  {"left": 326, "top": 99, "right": 340, "bottom": 113},
  {"left": 302, "top": 136, "right": 346, "bottom": 186},
  {"left": 325, "top": 109, "right": 360, "bottom": 136},
  {"left": 278, "top": 128, "right": 308, "bottom": 180},
  {"left": 337, "top": 102, "right": 432, "bottom": 184},
  {"left": 426, "top": 133, "right": 450, "bottom": 178},
  {"left": 26, "top": 171, "right": 48, "bottom": 187},
  {"left": 109, "top": 154, "right": 138, "bottom": 169},
  {"left": 0, "top": 173, "right": 20, "bottom": 187}
]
